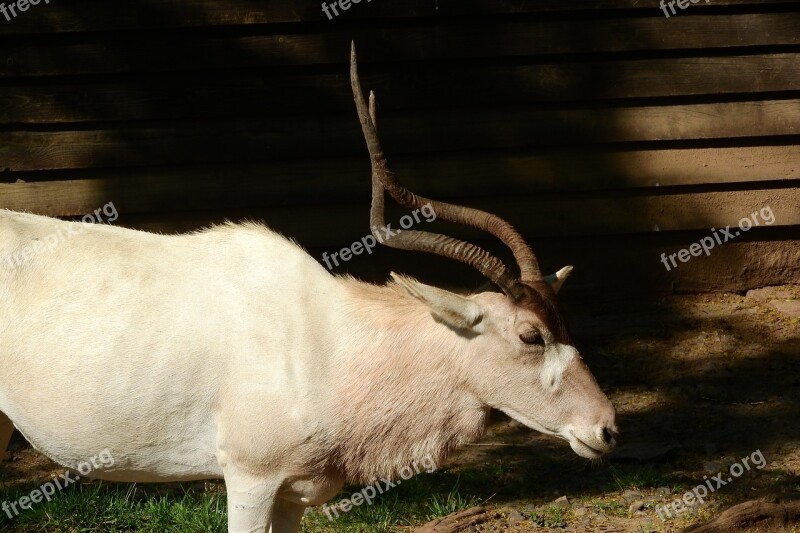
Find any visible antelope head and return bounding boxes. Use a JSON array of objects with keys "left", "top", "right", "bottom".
[{"left": 351, "top": 44, "right": 618, "bottom": 458}]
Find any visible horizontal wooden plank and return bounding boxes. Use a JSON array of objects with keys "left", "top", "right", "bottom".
[
  {"left": 2, "top": 100, "right": 798, "bottom": 171},
  {"left": 81, "top": 186, "right": 800, "bottom": 246},
  {"left": 313, "top": 232, "right": 800, "bottom": 295},
  {"left": 2, "top": 145, "right": 798, "bottom": 216},
  {"left": 3, "top": 14, "right": 800, "bottom": 78},
  {"left": 4, "top": 54, "right": 800, "bottom": 124},
  {"left": 0, "top": 0, "right": 798, "bottom": 36}
]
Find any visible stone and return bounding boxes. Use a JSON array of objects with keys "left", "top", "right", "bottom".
[
  {"left": 769, "top": 299, "right": 800, "bottom": 318},
  {"left": 629, "top": 500, "right": 644, "bottom": 513},
  {"left": 507, "top": 510, "right": 525, "bottom": 526},
  {"left": 655, "top": 487, "right": 671, "bottom": 498},
  {"left": 552, "top": 495, "right": 571, "bottom": 509},
  {"left": 746, "top": 287, "right": 793, "bottom": 301},
  {"left": 622, "top": 490, "right": 643, "bottom": 504}
]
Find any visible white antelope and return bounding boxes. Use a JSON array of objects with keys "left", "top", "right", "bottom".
[{"left": 0, "top": 44, "right": 617, "bottom": 532}]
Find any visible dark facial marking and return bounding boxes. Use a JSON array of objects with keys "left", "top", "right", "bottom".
[{"left": 517, "top": 281, "right": 571, "bottom": 344}]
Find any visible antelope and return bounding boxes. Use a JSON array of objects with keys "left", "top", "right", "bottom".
[{"left": 0, "top": 44, "right": 617, "bottom": 532}]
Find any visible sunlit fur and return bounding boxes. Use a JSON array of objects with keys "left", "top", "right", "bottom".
[
  {"left": 324, "top": 280, "right": 489, "bottom": 483},
  {"left": 0, "top": 211, "right": 615, "bottom": 533}
]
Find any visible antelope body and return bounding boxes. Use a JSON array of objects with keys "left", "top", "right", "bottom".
[{"left": 0, "top": 45, "right": 617, "bottom": 532}]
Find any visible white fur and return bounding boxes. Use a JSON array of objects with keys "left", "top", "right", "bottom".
[
  {"left": 541, "top": 344, "right": 577, "bottom": 388},
  {"left": 0, "top": 210, "right": 615, "bottom": 532}
]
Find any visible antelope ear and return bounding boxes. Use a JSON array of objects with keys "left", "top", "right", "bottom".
[
  {"left": 390, "top": 272, "right": 484, "bottom": 332},
  {"left": 544, "top": 265, "right": 573, "bottom": 294}
]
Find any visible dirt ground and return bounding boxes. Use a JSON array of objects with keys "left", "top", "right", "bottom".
[{"left": 2, "top": 285, "right": 799, "bottom": 532}]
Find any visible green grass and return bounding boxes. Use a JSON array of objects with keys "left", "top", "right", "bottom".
[
  {"left": 0, "top": 471, "right": 477, "bottom": 532},
  {"left": 0, "top": 482, "right": 227, "bottom": 532},
  {"left": 589, "top": 498, "right": 629, "bottom": 517},
  {"left": 527, "top": 505, "right": 569, "bottom": 528},
  {"left": 607, "top": 463, "right": 679, "bottom": 492},
  {"left": 302, "top": 473, "right": 479, "bottom": 532}
]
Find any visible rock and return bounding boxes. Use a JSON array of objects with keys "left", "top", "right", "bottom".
[
  {"left": 552, "top": 495, "right": 571, "bottom": 509},
  {"left": 629, "top": 500, "right": 644, "bottom": 513},
  {"left": 746, "top": 286, "right": 800, "bottom": 316},
  {"left": 573, "top": 506, "right": 587, "bottom": 517},
  {"left": 769, "top": 299, "right": 800, "bottom": 317},
  {"left": 622, "top": 490, "right": 643, "bottom": 504},
  {"left": 746, "top": 287, "right": 793, "bottom": 301},
  {"left": 507, "top": 510, "right": 525, "bottom": 526},
  {"left": 523, "top": 503, "right": 538, "bottom": 514},
  {"left": 655, "top": 487, "right": 671, "bottom": 498}
]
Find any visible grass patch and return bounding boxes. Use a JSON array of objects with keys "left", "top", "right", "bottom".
[
  {"left": 0, "top": 482, "right": 227, "bottom": 532},
  {"left": 303, "top": 473, "right": 479, "bottom": 532},
  {"left": 608, "top": 463, "right": 678, "bottom": 492},
  {"left": 527, "top": 505, "right": 569, "bottom": 528},
  {"left": 0, "top": 471, "right": 478, "bottom": 532},
  {"left": 589, "top": 498, "right": 628, "bottom": 517}
]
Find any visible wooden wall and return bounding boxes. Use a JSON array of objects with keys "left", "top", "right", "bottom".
[{"left": 1, "top": 0, "right": 798, "bottom": 294}]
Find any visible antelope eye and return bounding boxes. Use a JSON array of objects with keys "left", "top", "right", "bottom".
[{"left": 519, "top": 330, "right": 544, "bottom": 346}]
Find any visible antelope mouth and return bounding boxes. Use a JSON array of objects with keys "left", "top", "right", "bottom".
[
  {"left": 568, "top": 436, "right": 606, "bottom": 459},
  {"left": 499, "top": 407, "right": 615, "bottom": 459},
  {"left": 567, "top": 428, "right": 616, "bottom": 459}
]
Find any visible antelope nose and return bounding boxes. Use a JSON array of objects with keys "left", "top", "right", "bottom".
[{"left": 600, "top": 425, "right": 619, "bottom": 449}]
